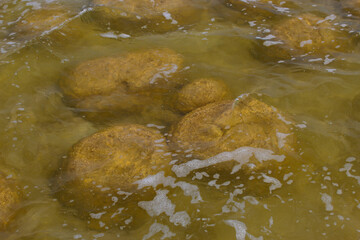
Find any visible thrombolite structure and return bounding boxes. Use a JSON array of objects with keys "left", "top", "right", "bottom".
[
  {"left": 0, "top": 171, "right": 21, "bottom": 230},
  {"left": 14, "top": 5, "right": 70, "bottom": 36},
  {"left": 174, "top": 78, "right": 232, "bottom": 113},
  {"left": 341, "top": 0, "right": 360, "bottom": 16},
  {"left": 169, "top": 96, "right": 296, "bottom": 174},
  {"left": 254, "top": 13, "right": 351, "bottom": 60},
  {"left": 90, "top": 0, "right": 208, "bottom": 32},
  {"left": 60, "top": 48, "right": 184, "bottom": 123},
  {"left": 223, "top": 0, "right": 296, "bottom": 20},
  {"left": 56, "top": 124, "right": 172, "bottom": 230}
]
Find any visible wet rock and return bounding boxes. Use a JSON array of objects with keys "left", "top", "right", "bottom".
[
  {"left": 169, "top": 96, "right": 295, "bottom": 174},
  {"left": 0, "top": 171, "right": 21, "bottom": 230},
  {"left": 223, "top": 0, "right": 295, "bottom": 19},
  {"left": 254, "top": 13, "right": 352, "bottom": 61},
  {"left": 60, "top": 48, "right": 184, "bottom": 123},
  {"left": 90, "top": 0, "right": 208, "bottom": 33},
  {"left": 56, "top": 124, "right": 172, "bottom": 230},
  {"left": 13, "top": 6, "right": 70, "bottom": 37},
  {"left": 174, "top": 78, "right": 232, "bottom": 113},
  {"left": 342, "top": 0, "right": 360, "bottom": 16}
]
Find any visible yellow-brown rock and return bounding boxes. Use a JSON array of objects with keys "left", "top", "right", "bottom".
[
  {"left": 0, "top": 172, "right": 21, "bottom": 230},
  {"left": 14, "top": 6, "right": 70, "bottom": 36},
  {"left": 60, "top": 48, "right": 184, "bottom": 122},
  {"left": 256, "top": 13, "right": 350, "bottom": 60},
  {"left": 175, "top": 78, "right": 232, "bottom": 113},
  {"left": 91, "top": 0, "right": 206, "bottom": 32},
  {"left": 342, "top": 0, "right": 360, "bottom": 16},
  {"left": 225, "top": 0, "right": 287, "bottom": 17},
  {"left": 56, "top": 124, "right": 172, "bottom": 230},
  {"left": 169, "top": 97, "right": 295, "bottom": 172}
]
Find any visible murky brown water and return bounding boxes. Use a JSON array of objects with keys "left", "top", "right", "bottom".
[{"left": 0, "top": 0, "right": 360, "bottom": 239}]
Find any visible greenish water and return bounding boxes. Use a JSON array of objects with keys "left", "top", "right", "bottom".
[{"left": 0, "top": 0, "right": 360, "bottom": 239}]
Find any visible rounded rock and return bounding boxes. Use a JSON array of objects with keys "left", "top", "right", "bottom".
[
  {"left": 14, "top": 6, "right": 70, "bottom": 36},
  {"left": 91, "top": 0, "right": 206, "bottom": 32},
  {"left": 255, "top": 13, "right": 351, "bottom": 60},
  {"left": 60, "top": 48, "right": 184, "bottom": 121},
  {"left": 56, "top": 124, "right": 172, "bottom": 230},
  {"left": 341, "top": 0, "right": 360, "bottom": 16},
  {"left": 0, "top": 172, "right": 21, "bottom": 230},
  {"left": 169, "top": 97, "right": 295, "bottom": 173},
  {"left": 224, "top": 0, "right": 294, "bottom": 19},
  {"left": 175, "top": 78, "right": 232, "bottom": 113}
]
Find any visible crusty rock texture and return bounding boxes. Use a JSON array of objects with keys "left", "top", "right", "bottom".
[
  {"left": 255, "top": 13, "right": 351, "bottom": 60},
  {"left": 169, "top": 97, "right": 295, "bottom": 172},
  {"left": 56, "top": 124, "right": 172, "bottom": 230},
  {"left": 14, "top": 6, "right": 70, "bottom": 35},
  {"left": 174, "top": 78, "right": 232, "bottom": 113},
  {"left": 91, "top": 0, "right": 205, "bottom": 32},
  {"left": 60, "top": 48, "right": 184, "bottom": 122},
  {"left": 0, "top": 172, "right": 21, "bottom": 230}
]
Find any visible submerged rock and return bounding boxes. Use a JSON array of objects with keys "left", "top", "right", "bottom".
[
  {"left": 90, "top": 0, "right": 207, "bottom": 33},
  {"left": 223, "top": 0, "right": 295, "bottom": 19},
  {"left": 254, "top": 13, "right": 352, "bottom": 61},
  {"left": 0, "top": 171, "right": 21, "bottom": 230},
  {"left": 60, "top": 48, "right": 184, "bottom": 123},
  {"left": 341, "top": 0, "right": 360, "bottom": 16},
  {"left": 174, "top": 78, "right": 232, "bottom": 113},
  {"left": 56, "top": 124, "right": 172, "bottom": 230},
  {"left": 13, "top": 5, "right": 71, "bottom": 37},
  {"left": 169, "top": 96, "right": 295, "bottom": 173}
]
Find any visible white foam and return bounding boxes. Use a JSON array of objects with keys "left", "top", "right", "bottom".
[
  {"left": 283, "top": 172, "right": 293, "bottom": 181},
  {"left": 296, "top": 123, "right": 307, "bottom": 129},
  {"left": 110, "top": 207, "right": 124, "bottom": 219},
  {"left": 300, "top": 40, "right": 312, "bottom": 48},
  {"left": 339, "top": 159, "right": 360, "bottom": 185},
  {"left": 261, "top": 174, "right": 282, "bottom": 193},
  {"left": 256, "top": 34, "right": 276, "bottom": 40},
  {"left": 150, "top": 64, "right": 179, "bottom": 84},
  {"left": 89, "top": 212, "right": 106, "bottom": 219},
  {"left": 222, "top": 189, "right": 245, "bottom": 214},
  {"left": 135, "top": 171, "right": 202, "bottom": 203},
  {"left": 324, "top": 55, "right": 335, "bottom": 65},
  {"left": 142, "top": 222, "right": 176, "bottom": 240},
  {"left": 139, "top": 190, "right": 175, "bottom": 217},
  {"left": 169, "top": 211, "right": 191, "bottom": 227},
  {"left": 225, "top": 220, "right": 246, "bottom": 240},
  {"left": 244, "top": 196, "right": 259, "bottom": 205},
  {"left": 269, "top": 217, "right": 273, "bottom": 228},
  {"left": 308, "top": 58, "right": 322, "bottom": 62},
  {"left": 316, "top": 14, "right": 336, "bottom": 24},
  {"left": 162, "top": 11, "right": 178, "bottom": 24},
  {"left": 276, "top": 131, "right": 290, "bottom": 149},
  {"left": 172, "top": 147, "right": 285, "bottom": 178},
  {"left": 277, "top": 113, "right": 292, "bottom": 125},
  {"left": 263, "top": 40, "right": 283, "bottom": 46},
  {"left": 99, "top": 32, "right": 131, "bottom": 39},
  {"left": 346, "top": 157, "right": 356, "bottom": 162},
  {"left": 320, "top": 193, "right": 334, "bottom": 211},
  {"left": 138, "top": 190, "right": 191, "bottom": 227},
  {"left": 273, "top": 5, "right": 290, "bottom": 13},
  {"left": 225, "top": 220, "right": 264, "bottom": 240}
]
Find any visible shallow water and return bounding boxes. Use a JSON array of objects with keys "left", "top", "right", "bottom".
[{"left": 0, "top": 0, "right": 360, "bottom": 239}]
